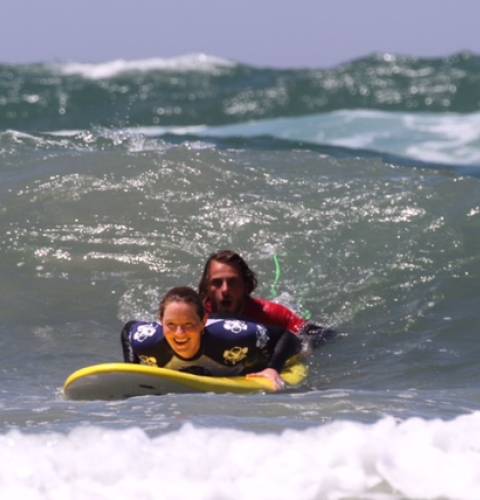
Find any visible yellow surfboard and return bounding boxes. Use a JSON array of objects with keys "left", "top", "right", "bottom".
[{"left": 63, "top": 361, "right": 308, "bottom": 400}]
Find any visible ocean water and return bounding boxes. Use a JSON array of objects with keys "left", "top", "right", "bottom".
[{"left": 1, "top": 52, "right": 480, "bottom": 499}]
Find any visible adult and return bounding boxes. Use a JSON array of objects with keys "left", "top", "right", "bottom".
[
  {"left": 198, "top": 250, "right": 334, "bottom": 343},
  {"left": 121, "top": 286, "right": 301, "bottom": 391}
]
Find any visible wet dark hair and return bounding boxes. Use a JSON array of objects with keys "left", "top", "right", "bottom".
[
  {"left": 198, "top": 250, "right": 257, "bottom": 302},
  {"left": 159, "top": 286, "right": 205, "bottom": 320}
]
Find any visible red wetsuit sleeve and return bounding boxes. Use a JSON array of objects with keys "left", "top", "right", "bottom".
[{"left": 243, "top": 297, "right": 306, "bottom": 335}]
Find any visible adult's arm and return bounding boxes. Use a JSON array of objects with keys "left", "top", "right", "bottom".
[
  {"left": 245, "top": 329, "right": 301, "bottom": 391},
  {"left": 267, "top": 329, "right": 302, "bottom": 372}
]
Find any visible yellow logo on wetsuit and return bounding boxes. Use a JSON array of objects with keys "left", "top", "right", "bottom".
[
  {"left": 139, "top": 355, "right": 158, "bottom": 366},
  {"left": 223, "top": 346, "right": 248, "bottom": 365}
]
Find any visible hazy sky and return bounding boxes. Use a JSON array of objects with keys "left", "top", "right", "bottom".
[{"left": 2, "top": 0, "right": 479, "bottom": 68}]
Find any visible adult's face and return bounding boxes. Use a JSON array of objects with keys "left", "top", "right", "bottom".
[
  {"left": 206, "top": 260, "right": 248, "bottom": 314},
  {"left": 161, "top": 300, "right": 206, "bottom": 359}
]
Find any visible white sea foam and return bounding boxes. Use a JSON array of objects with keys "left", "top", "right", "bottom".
[
  {"left": 2, "top": 413, "right": 480, "bottom": 500},
  {"left": 163, "top": 109, "right": 480, "bottom": 167},
  {"left": 56, "top": 54, "right": 234, "bottom": 79}
]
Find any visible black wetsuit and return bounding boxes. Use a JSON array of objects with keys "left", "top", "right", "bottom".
[{"left": 121, "top": 318, "right": 301, "bottom": 376}]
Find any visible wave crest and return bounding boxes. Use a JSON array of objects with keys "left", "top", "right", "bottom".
[{"left": 55, "top": 53, "right": 235, "bottom": 79}]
